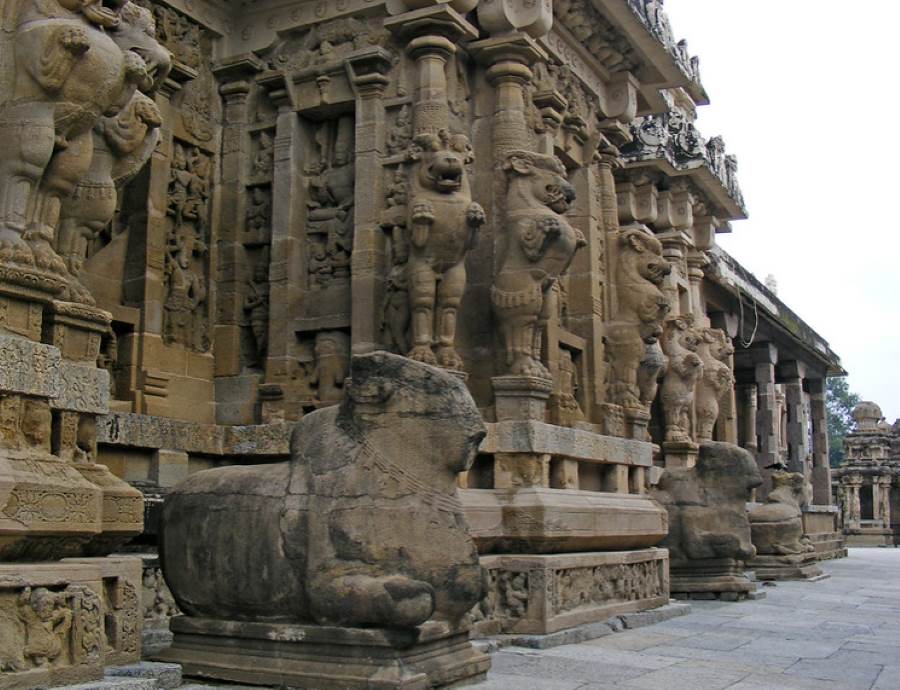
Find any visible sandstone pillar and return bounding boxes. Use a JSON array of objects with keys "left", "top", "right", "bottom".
[
  {"left": 808, "top": 378, "right": 831, "bottom": 504},
  {"left": 876, "top": 476, "right": 892, "bottom": 527},
  {"left": 752, "top": 344, "right": 779, "bottom": 497},
  {"left": 781, "top": 361, "right": 808, "bottom": 476},
  {"left": 738, "top": 383, "right": 759, "bottom": 452}
]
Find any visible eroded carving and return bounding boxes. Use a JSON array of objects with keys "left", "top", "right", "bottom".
[
  {"left": 660, "top": 315, "right": 703, "bottom": 443},
  {"left": 493, "top": 151, "right": 583, "bottom": 378},
  {"left": 695, "top": 327, "right": 734, "bottom": 442}
]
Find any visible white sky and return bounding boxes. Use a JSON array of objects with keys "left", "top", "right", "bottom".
[{"left": 663, "top": 0, "right": 900, "bottom": 422}]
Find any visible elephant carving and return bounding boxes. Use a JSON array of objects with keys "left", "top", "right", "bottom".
[
  {"left": 161, "top": 352, "right": 486, "bottom": 630},
  {"left": 404, "top": 130, "right": 484, "bottom": 370},
  {"left": 493, "top": 150, "right": 584, "bottom": 378},
  {"left": 0, "top": 0, "right": 170, "bottom": 287}
]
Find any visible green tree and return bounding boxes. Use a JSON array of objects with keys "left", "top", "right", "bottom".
[{"left": 826, "top": 377, "right": 860, "bottom": 468}]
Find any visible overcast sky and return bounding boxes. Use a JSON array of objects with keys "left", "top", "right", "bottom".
[{"left": 662, "top": 0, "right": 900, "bottom": 422}]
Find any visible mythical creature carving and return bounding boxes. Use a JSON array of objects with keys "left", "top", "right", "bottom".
[
  {"left": 56, "top": 90, "right": 162, "bottom": 302},
  {"left": 0, "top": 0, "right": 170, "bottom": 284},
  {"left": 652, "top": 441, "right": 762, "bottom": 564},
  {"left": 493, "top": 151, "right": 583, "bottom": 378},
  {"left": 162, "top": 352, "right": 486, "bottom": 630},
  {"left": 694, "top": 327, "right": 734, "bottom": 441},
  {"left": 607, "top": 228, "right": 670, "bottom": 411},
  {"left": 749, "top": 471, "right": 815, "bottom": 556},
  {"left": 405, "top": 131, "right": 484, "bottom": 370},
  {"left": 660, "top": 315, "right": 703, "bottom": 443}
]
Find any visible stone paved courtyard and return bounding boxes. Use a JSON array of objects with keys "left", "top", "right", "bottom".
[{"left": 479, "top": 549, "right": 900, "bottom": 690}]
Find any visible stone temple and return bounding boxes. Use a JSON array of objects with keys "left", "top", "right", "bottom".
[{"left": 0, "top": 1, "right": 850, "bottom": 688}]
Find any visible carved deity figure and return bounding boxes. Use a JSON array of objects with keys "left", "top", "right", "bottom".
[
  {"left": 18, "top": 587, "right": 72, "bottom": 668},
  {"left": 695, "top": 327, "right": 734, "bottom": 441},
  {"left": 660, "top": 315, "right": 703, "bottom": 443},
  {"left": 404, "top": 131, "right": 485, "bottom": 370},
  {"left": 749, "top": 471, "right": 815, "bottom": 556},
  {"left": 306, "top": 119, "right": 355, "bottom": 283},
  {"left": 251, "top": 131, "right": 274, "bottom": 177},
  {"left": 0, "top": 0, "right": 170, "bottom": 284},
  {"left": 387, "top": 104, "right": 412, "bottom": 155},
  {"left": 493, "top": 151, "right": 584, "bottom": 378},
  {"left": 244, "top": 260, "right": 269, "bottom": 365},
  {"left": 555, "top": 349, "right": 584, "bottom": 425},
  {"left": 74, "top": 414, "right": 96, "bottom": 463},
  {"left": 652, "top": 441, "right": 762, "bottom": 565},
  {"left": 311, "top": 331, "right": 349, "bottom": 406},
  {"left": 163, "top": 229, "right": 207, "bottom": 350},
  {"left": 245, "top": 187, "right": 271, "bottom": 239},
  {"left": 607, "top": 228, "right": 671, "bottom": 411},
  {"left": 21, "top": 399, "right": 52, "bottom": 454},
  {"left": 56, "top": 90, "right": 162, "bottom": 301},
  {"left": 162, "top": 352, "right": 486, "bottom": 630}
]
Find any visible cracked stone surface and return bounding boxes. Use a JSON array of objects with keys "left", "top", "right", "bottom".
[{"left": 476, "top": 549, "right": 900, "bottom": 690}]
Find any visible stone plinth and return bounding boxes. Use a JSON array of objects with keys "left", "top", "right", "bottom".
[
  {"left": 0, "top": 557, "right": 141, "bottom": 689},
  {"left": 746, "top": 552, "right": 824, "bottom": 582},
  {"left": 802, "top": 505, "right": 847, "bottom": 560},
  {"left": 662, "top": 440, "right": 699, "bottom": 468},
  {"left": 157, "top": 618, "right": 489, "bottom": 689},
  {"left": 472, "top": 549, "right": 669, "bottom": 635},
  {"left": 492, "top": 376, "right": 553, "bottom": 422},
  {"left": 462, "top": 488, "right": 667, "bottom": 553},
  {"left": 670, "top": 558, "right": 758, "bottom": 600}
]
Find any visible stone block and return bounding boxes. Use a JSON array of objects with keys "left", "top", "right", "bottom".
[
  {"left": 53, "top": 363, "right": 110, "bottom": 414},
  {"left": 157, "top": 618, "right": 490, "bottom": 689},
  {"left": 0, "top": 334, "right": 61, "bottom": 398},
  {"left": 461, "top": 488, "right": 668, "bottom": 552},
  {"left": 148, "top": 450, "right": 189, "bottom": 488},
  {"left": 476, "top": 549, "right": 669, "bottom": 635}
]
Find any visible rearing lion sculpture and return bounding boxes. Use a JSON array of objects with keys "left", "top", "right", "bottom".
[
  {"left": 493, "top": 150, "right": 584, "bottom": 378},
  {"left": 405, "top": 130, "right": 485, "bottom": 370}
]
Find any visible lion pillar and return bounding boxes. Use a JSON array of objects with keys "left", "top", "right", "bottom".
[{"left": 384, "top": 5, "right": 483, "bottom": 372}]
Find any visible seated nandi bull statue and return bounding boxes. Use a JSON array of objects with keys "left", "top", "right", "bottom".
[
  {"left": 161, "top": 351, "right": 486, "bottom": 630},
  {"left": 749, "top": 470, "right": 815, "bottom": 556},
  {"left": 0, "top": 0, "right": 170, "bottom": 281},
  {"left": 493, "top": 150, "right": 584, "bottom": 378},
  {"left": 405, "top": 130, "right": 485, "bottom": 370},
  {"left": 652, "top": 442, "right": 763, "bottom": 597}
]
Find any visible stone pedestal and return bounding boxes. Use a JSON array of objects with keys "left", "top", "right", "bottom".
[
  {"left": 473, "top": 549, "right": 669, "bottom": 635},
  {"left": 492, "top": 375, "right": 553, "bottom": 422},
  {"left": 802, "top": 505, "right": 847, "bottom": 560},
  {"left": 670, "top": 559, "right": 758, "bottom": 600},
  {"left": 662, "top": 440, "right": 699, "bottom": 468},
  {"left": 157, "top": 618, "right": 489, "bottom": 689},
  {"left": 746, "top": 552, "right": 824, "bottom": 581}
]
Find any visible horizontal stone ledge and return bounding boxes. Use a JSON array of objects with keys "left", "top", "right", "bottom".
[
  {"left": 481, "top": 420, "right": 652, "bottom": 466},
  {"left": 0, "top": 334, "right": 61, "bottom": 398}
]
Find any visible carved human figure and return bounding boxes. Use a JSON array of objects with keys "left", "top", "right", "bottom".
[
  {"left": 244, "top": 260, "right": 270, "bottom": 365},
  {"left": 252, "top": 131, "right": 274, "bottom": 177},
  {"left": 75, "top": 414, "right": 97, "bottom": 463},
  {"left": 0, "top": 395, "right": 22, "bottom": 448},
  {"left": 387, "top": 104, "right": 412, "bottom": 155},
  {"left": 56, "top": 90, "right": 162, "bottom": 301},
  {"left": 311, "top": 331, "right": 349, "bottom": 406},
  {"left": 162, "top": 352, "right": 486, "bottom": 629},
  {"left": 163, "top": 229, "right": 207, "bottom": 349},
  {"left": 246, "top": 186, "right": 271, "bottom": 239},
  {"left": 749, "top": 470, "right": 815, "bottom": 556},
  {"left": 405, "top": 131, "right": 485, "bottom": 370},
  {"left": 652, "top": 441, "right": 762, "bottom": 564},
  {"left": 0, "top": 1, "right": 170, "bottom": 277},
  {"left": 607, "top": 228, "right": 671, "bottom": 410},
  {"left": 21, "top": 399, "right": 52, "bottom": 454},
  {"left": 695, "top": 327, "right": 735, "bottom": 441},
  {"left": 555, "top": 349, "right": 584, "bottom": 425},
  {"left": 493, "top": 150, "right": 584, "bottom": 378},
  {"left": 660, "top": 315, "right": 703, "bottom": 443},
  {"left": 18, "top": 587, "right": 72, "bottom": 668}
]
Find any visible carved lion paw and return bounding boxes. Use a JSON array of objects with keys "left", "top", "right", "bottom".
[
  {"left": 466, "top": 203, "right": 486, "bottom": 227},
  {"left": 411, "top": 200, "right": 435, "bottom": 225},
  {"left": 381, "top": 576, "right": 435, "bottom": 628},
  {"left": 510, "top": 355, "right": 550, "bottom": 379},
  {"left": 436, "top": 346, "right": 464, "bottom": 371},
  {"left": 537, "top": 216, "right": 563, "bottom": 238},
  {"left": 407, "top": 344, "right": 438, "bottom": 365}
]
